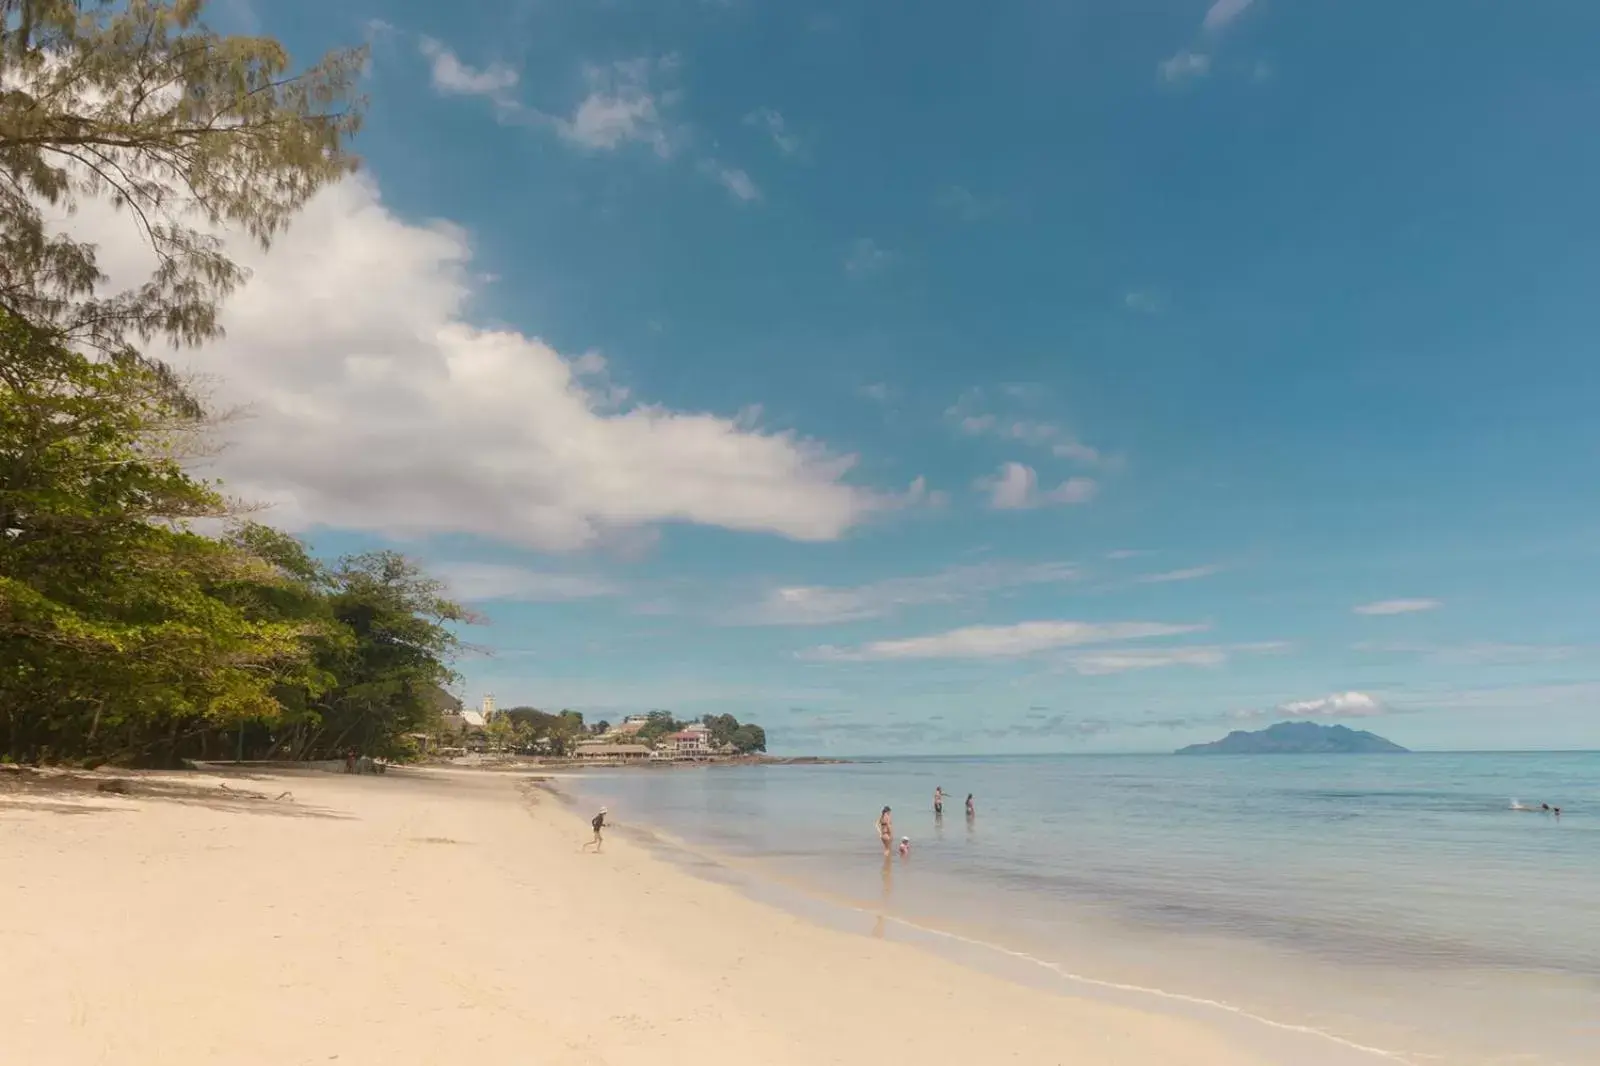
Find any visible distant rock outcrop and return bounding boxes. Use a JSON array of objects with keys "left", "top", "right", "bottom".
[{"left": 1176, "top": 721, "right": 1409, "bottom": 755}]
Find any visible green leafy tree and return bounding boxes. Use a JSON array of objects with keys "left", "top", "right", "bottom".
[
  {"left": 730, "top": 723, "right": 767, "bottom": 754},
  {"left": 0, "top": 0, "right": 366, "bottom": 357},
  {"left": 0, "top": 312, "right": 314, "bottom": 763},
  {"left": 636, "top": 709, "right": 683, "bottom": 747}
]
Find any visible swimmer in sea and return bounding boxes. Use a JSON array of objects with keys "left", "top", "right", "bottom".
[
  {"left": 878, "top": 806, "right": 894, "bottom": 855},
  {"left": 933, "top": 786, "right": 944, "bottom": 816},
  {"left": 898, "top": 836, "right": 911, "bottom": 858},
  {"left": 965, "top": 793, "right": 975, "bottom": 818}
]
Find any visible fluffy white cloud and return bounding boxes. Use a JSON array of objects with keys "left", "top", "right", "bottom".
[
  {"left": 1353, "top": 598, "right": 1441, "bottom": 616},
  {"left": 740, "top": 561, "right": 1080, "bottom": 626},
  {"left": 1203, "top": 0, "right": 1257, "bottom": 32},
  {"left": 1136, "top": 564, "right": 1222, "bottom": 584},
  {"left": 69, "top": 176, "right": 920, "bottom": 550},
  {"left": 433, "top": 562, "right": 621, "bottom": 602},
  {"left": 1274, "top": 691, "right": 1386, "bottom": 719},
  {"left": 978, "top": 463, "right": 1097, "bottom": 510},
  {"left": 801, "top": 620, "right": 1205, "bottom": 662},
  {"left": 418, "top": 38, "right": 519, "bottom": 101}
]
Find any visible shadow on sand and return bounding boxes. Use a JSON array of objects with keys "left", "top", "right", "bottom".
[{"left": 0, "top": 766, "right": 353, "bottom": 820}]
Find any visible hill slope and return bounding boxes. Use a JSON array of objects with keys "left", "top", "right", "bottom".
[{"left": 1176, "top": 721, "right": 1409, "bottom": 755}]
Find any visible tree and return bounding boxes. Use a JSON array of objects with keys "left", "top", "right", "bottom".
[
  {"left": 0, "top": 0, "right": 365, "bottom": 357},
  {"left": 635, "top": 709, "right": 683, "bottom": 747},
  {"left": 730, "top": 723, "right": 766, "bottom": 755},
  {"left": 0, "top": 311, "right": 315, "bottom": 763},
  {"left": 592, "top": 719, "right": 611, "bottom": 736}
]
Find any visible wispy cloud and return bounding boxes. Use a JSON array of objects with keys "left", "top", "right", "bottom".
[
  {"left": 1136, "top": 564, "right": 1222, "bottom": 584},
  {"left": 935, "top": 185, "right": 1003, "bottom": 222},
  {"left": 1159, "top": 50, "right": 1212, "bottom": 83},
  {"left": 745, "top": 107, "right": 801, "bottom": 156},
  {"left": 1123, "top": 289, "right": 1166, "bottom": 314},
  {"left": 553, "top": 56, "right": 681, "bottom": 156},
  {"left": 845, "top": 238, "right": 892, "bottom": 277},
  {"left": 698, "top": 160, "right": 761, "bottom": 202},
  {"left": 1159, "top": 0, "right": 1259, "bottom": 84},
  {"left": 978, "top": 462, "right": 1097, "bottom": 510},
  {"left": 1203, "top": 0, "right": 1258, "bottom": 32},
  {"left": 1106, "top": 549, "right": 1151, "bottom": 560},
  {"left": 801, "top": 620, "right": 1207, "bottom": 662},
  {"left": 1354, "top": 641, "right": 1585, "bottom": 666},
  {"left": 946, "top": 388, "right": 1115, "bottom": 470},
  {"left": 1065, "top": 640, "right": 1285, "bottom": 676},
  {"left": 738, "top": 561, "right": 1080, "bottom": 626},
  {"left": 434, "top": 562, "right": 621, "bottom": 603},
  {"left": 858, "top": 382, "right": 893, "bottom": 402},
  {"left": 419, "top": 38, "right": 519, "bottom": 104},
  {"left": 1353, "top": 598, "right": 1441, "bottom": 616}
]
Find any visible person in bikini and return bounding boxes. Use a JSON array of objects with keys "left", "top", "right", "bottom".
[
  {"left": 877, "top": 806, "right": 893, "bottom": 855},
  {"left": 933, "top": 786, "right": 945, "bottom": 817}
]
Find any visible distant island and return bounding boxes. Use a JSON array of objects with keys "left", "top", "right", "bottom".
[{"left": 1176, "top": 721, "right": 1410, "bottom": 755}]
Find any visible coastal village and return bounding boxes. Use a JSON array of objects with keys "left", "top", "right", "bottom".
[{"left": 428, "top": 694, "right": 766, "bottom": 766}]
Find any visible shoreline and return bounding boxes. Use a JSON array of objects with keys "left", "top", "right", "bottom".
[{"left": 5, "top": 763, "right": 1282, "bottom": 1065}]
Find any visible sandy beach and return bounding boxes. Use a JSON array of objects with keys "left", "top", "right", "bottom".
[{"left": 1, "top": 765, "right": 1273, "bottom": 1066}]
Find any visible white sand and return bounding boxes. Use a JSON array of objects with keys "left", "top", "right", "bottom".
[{"left": 1, "top": 765, "right": 1270, "bottom": 1065}]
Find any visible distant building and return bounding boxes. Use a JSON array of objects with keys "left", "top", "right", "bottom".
[
  {"left": 668, "top": 729, "right": 711, "bottom": 760},
  {"left": 611, "top": 719, "right": 647, "bottom": 737},
  {"left": 480, "top": 693, "right": 497, "bottom": 720},
  {"left": 573, "top": 743, "right": 652, "bottom": 762}
]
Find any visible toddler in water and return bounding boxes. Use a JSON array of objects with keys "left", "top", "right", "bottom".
[{"left": 898, "top": 836, "right": 911, "bottom": 857}]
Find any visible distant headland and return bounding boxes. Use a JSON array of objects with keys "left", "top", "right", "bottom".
[{"left": 1176, "top": 721, "right": 1410, "bottom": 755}]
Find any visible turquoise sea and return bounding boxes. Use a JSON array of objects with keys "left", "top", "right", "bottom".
[{"left": 574, "top": 753, "right": 1599, "bottom": 1066}]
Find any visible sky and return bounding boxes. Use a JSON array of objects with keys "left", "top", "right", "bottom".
[{"left": 122, "top": 0, "right": 1600, "bottom": 752}]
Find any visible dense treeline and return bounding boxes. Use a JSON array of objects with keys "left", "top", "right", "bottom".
[
  {"left": 0, "top": 312, "right": 471, "bottom": 765},
  {"left": 0, "top": 2, "right": 472, "bottom": 766}
]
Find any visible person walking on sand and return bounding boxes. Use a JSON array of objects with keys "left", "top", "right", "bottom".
[
  {"left": 933, "top": 786, "right": 945, "bottom": 817},
  {"left": 877, "top": 806, "right": 894, "bottom": 855},
  {"left": 583, "top": 807, "right": 609, "bottom": 851}
]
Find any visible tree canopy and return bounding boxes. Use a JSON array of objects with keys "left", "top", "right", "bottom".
[
  {"left": 0, "top": 0, "right": 365, "bottom": 358},
  {"left": 0, "top": 310, "right": 470, "bottom": 765}
]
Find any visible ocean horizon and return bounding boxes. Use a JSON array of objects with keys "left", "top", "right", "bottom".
[{"left": 574, "top": 751, "right": 1599, "bottom": 1066}]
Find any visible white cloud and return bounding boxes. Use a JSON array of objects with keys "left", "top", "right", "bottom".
[
  {"left": 801, "top": 620, "right": 1207, "bottom": 662},
  {"left": 740, "top": 561, "right": 1080, "bottom": 626},
  {"left": 699, "top": 160, "right": 761, "bottom": 202},
  {"left": 419, "top": 38, "right": 519, "bottom": 102},
  {"left": 1106, "top": 549, "right": 1150, "bottom": 560},
  {"left": 434, "top": 562, "right": 620, "bottom": 602},
  {"left": 67, "top": 176, "right": 924, "bottom": 551},
  {"left": 745, "top": 108, "right": 800, "bottom": 156},
  {"left": 978, "top": 463, "right": 1097, "bottom": 510},
  {"left": 845, "top": 238, "right": 891, "bottom": 276},
  {"left": 1160, "top": 50, "right": 1212, "bottom": 83},
  {"left": 1353, "top": 598, "right": 1441, "bottom": 616},
  {"left": 1136, "top": 564, "right": 1222, "bottom": 584},
  {"left": 1271, "top": 691, "right": 1386, "bottom": 719},
  {"left": 858, "top": 382, "right": 893, "bottom": 402},
  {"left": 1203, "top": 0, "right": 1257, "bottom": 32},
  {"left": 554, "top": 57, "right": 679, "bottom": 156}
]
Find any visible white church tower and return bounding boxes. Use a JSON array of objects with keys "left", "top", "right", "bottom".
[{"left": 480, "top": 693, "right": 497, "bottom": 721}]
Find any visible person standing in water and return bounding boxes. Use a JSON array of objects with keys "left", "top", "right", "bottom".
[
  {"left": 933, "top": 786, "right": 945, "bottom": 817},
  {"left": 965, "top": 793, "right": 975, "bottom": 818},
  {"left": 877, "top": 806, "right": 894, "bottom": 854}
]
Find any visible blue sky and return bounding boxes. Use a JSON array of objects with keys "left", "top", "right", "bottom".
[{"left": 193, "top": 0, "right": 1600, "bottom": 752}]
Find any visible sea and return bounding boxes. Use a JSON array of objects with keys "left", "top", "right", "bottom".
[{"left": 570, "top": 752, "right": 1599, "bottom": 1066}]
